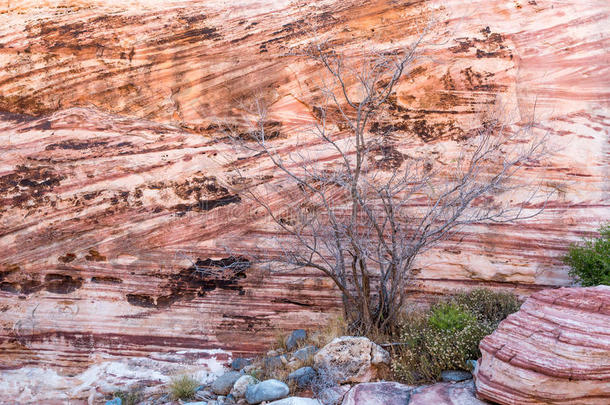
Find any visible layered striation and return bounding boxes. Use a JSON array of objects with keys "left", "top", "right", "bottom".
[
  {"left": 476, "top": 286, "right": 610, "bottom": 404},
  {"left": 0, "top": 0, "right": 608, "bottom": 380}
]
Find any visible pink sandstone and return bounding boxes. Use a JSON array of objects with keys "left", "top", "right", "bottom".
[
  {"left": 0, "top": 0, "right": 608, "bottom": 392},
  {"left": 476, "top": 286, "right": 610, "bottom": 404}
]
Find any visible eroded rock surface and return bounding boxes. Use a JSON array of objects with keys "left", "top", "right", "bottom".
[
  {"left": 475, "top": 286, "right": 610, "bottom": 405},
  {"left": 0, "top": 0, "right": 608, "bottom": 387}
]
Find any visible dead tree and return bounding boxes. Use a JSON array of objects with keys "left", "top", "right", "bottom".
[{"left": 222, "top": 37, "right": 550, "bottom": 334}]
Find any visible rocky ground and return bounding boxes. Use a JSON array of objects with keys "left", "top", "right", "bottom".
[{"left": 3, "top": 286, "right": 605, "bottom": 405}]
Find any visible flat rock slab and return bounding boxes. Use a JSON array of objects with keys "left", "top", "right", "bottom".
[
  {"left": 342, "top": 381, "right": 488, "bottom": 405},
  {"left": 409, "top": 380, "right": 488, "bottom": 405},
  {"left": 476, "top": 286, "right": 610, "bottom": 405},
  {"left": 341, "top": 382, "right": 414, "bottom": 405}
]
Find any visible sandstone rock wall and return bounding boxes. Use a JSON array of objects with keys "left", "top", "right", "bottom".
[
  {"left": 0, "top": 0, "right": 608, "bottom": 374},
  {"left": 476, "top": 286, "right": 610, "bottom": 404}
]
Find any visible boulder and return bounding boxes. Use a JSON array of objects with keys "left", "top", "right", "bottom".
[
  {"left": 341, "top": 381, "right": 486, "bottom": 405},
  {"left": 340, "top": 382, "right": 413, "bottom": 405},
  {"left": 408, "top": 380, "right": 488, "bottom": 405},
  {"left": 475, "top": 286, "right": 610, "bottom": 405},
  {"left": 440, "top": 370, "right": 472, "bottom": 382},
  {"left": 231, "top": 357, "right": 253, "bottom": 371},
  {"left": 314, "top": 337, "right": 390, "bottom": 383},
  {"left": 264, "top": 355, "right": 287, "bottom": 369},
  {"left": 292, "top": 345, "right": 318, "bottom": 362},
  {"left": 318, "top": 385, "right": 351, "bottom": 405},
  {"left": 285, "top": 329, "right": 308, "bottom": 350},
  {"left": 245, "top": 379, "right": 290, "bottom": 404},
  {"left": 267, "top": 398, "right": 322, "bottom": 405},
  {"left": 287, "top": 366, "right": 317, "bottom": 388},
  {"left": 212, "top": 371, "right": 242, "bottom": 395},
  {"left": 230, "top": 374, "right": 258, "bottom": 399}
]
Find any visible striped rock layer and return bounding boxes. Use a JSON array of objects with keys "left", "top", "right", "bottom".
[
  {"left": 0, "top": 0, "right": 609, "bottom": 379},
  {"left": 476, "top": 286, "right": 610, "bottom": 405}
]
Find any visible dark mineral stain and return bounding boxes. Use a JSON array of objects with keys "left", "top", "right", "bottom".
[
  {"left": 126, "top": 256, "right": 250, "bottom": 308},
  {"left": 0, "top": 165, "right": 64, "bottom": 209},
  {"left": 58, "top": 253, "right": 76, "bottom": 263},
  {"left": 368, "top": 145, "right": 405, "bottom": 170},
  {"left": 126, "top": 294, "right": 156, "bottom": 308},
  {"left": 85, "top": 249, "right": 106, "bottom": 262},
  {"left": 91, "top": 276, "right": 123, "bottom": 284},
  {"left": 44, "top": 273, "right": 83, "bottom": 294},
  {"left": 45, "top": 139, "right": 109, "bottom": 150}
]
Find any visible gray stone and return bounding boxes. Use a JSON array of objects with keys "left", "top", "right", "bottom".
[
  {"left": 232, "top": 357, "right": 253, "bottom": 371},
  {"left": 183, "top": 402, "right": 208, "bottom": 405},
  {"left": 195, "top": 389, "right": 214, "bottom": 400},
  {"left": 268, "top": 398, "right": 322, "bottom": 405},
  {"left": 264, "top": 355, "right": 286, "bottom": 369},
  {"left": 231, "top": 375, "right": 258, "bottom": 399},
  {"left": 212, "top": 371, "right": 242, "bottom": 395},
  {"left": 285, "top": 329, "right": 307, "bottom": 350},
  {"left": 287, "top": 367, "right": 317, "bottom": 389},
  {"left": 440, "top": 370, "right": 473, "bottom": 382},
  {"left": 466, "top": 359, "right": 478, "bottom": 374},
  {"left": 105, "top": 399, "right": 122, "bottom": 405},
  {"left": 245, "top": 379, "right": 290, "bottom": 404},
  {"left": 292, "top": 345, "right": 318, "bottom": 362}
]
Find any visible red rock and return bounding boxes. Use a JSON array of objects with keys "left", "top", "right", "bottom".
[
  {"left": 341, "top": 380, "right": 487, "bottom": 405},
  {"left": 475, "top": 286, "right": 610, "bottom": 405},
  {"left": 0, "top": 0, "right": 608, "bottom": 381},
  {"left": 341, "top": 382, "right": 413, "bottom": 405},
  {"left": 409, "top": 380, "right": 488, "bottom": 405}
]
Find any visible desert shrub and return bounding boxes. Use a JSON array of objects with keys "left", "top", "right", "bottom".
[
  {"left": 306, "top": 315, "right": 348, "bottom": 348},
  {"left": 112, "top": 389, "right": 141, "bottom": 405},
  {"left": 168, "top": 375, "right": 199, "bottom": 400},
  {"left": 452, "top": 288, "right": 522, "bottom": 327},
  {"left": 392, "top": 289, "right": 521, "bottom": 384},
  {"left": 564, "top": 225, "right": 610, "bottom": 286},
  {"left": 428, "top": 303, "right": 477, "bottom": 331}
]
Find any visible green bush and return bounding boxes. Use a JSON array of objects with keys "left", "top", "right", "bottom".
[
  {"left": 428, "top": 303, "right": 477, "bottom": 331},
  {"left": 564, "top": 225, "right": 610, "bottom": 286},
  {"left": 392, "top": 289, "right": 521, "bottom": 384},
  {"left": 452, "top": 288, "right": 522, "bottom": 328},
  {"left": 168, "top": 375, "right": 199, "bottom": 400}
]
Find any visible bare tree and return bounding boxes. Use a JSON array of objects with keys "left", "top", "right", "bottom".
[{"left": 221, "top": 37, "right": 550, "bottom": 334}]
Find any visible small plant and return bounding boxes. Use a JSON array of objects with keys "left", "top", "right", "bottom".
[
  {"left": 168, "top": 375, "right": 199, "bottom": 400},
  {"left": 392, "top": 289, "right": 521, "bottom": 384},
  {"left": 564, "top": 224, "right": 610, "bottom": 286},
  {"left": 452, "top": 288, "right": 522, "bottom": 327},
  {"left": 428, "top": 303, "right": 477, "bottom": 331},
  {"left": 306, "top": 315, "right": 348, "bottom": 348},
  {"left": 112, "top": 389, "right": 141, "bottom": 405}
]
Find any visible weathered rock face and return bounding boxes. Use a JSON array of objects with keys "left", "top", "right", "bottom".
[
  {"left": 475, "top": 286, "right": 610, "bottom": 405},
  {"left": 0, "top": 0, "right": 608, "bottom": 384}
]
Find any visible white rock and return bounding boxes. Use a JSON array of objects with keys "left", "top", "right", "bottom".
[
  {"left": 313, "top": 337, "right": 390, "bottom": 384},
  {"left": 231, "top": 374, "right": 258, "bottom": 399}
]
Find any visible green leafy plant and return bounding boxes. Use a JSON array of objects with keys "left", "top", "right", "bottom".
[
  {"left": 564, "top": 225, "right": 610, "bottom": 286},
  {"left": 452, "top": 288, "right": 522, "bottom": 327},
  {"left": 168, "top": 375, "right": 199, "bottom": 400},
  {"left": 428, "top": 303, "right": 477, "bottom": 331},
  {"left": 392, "top": 289, "right": 521, "bottom": 384}
]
